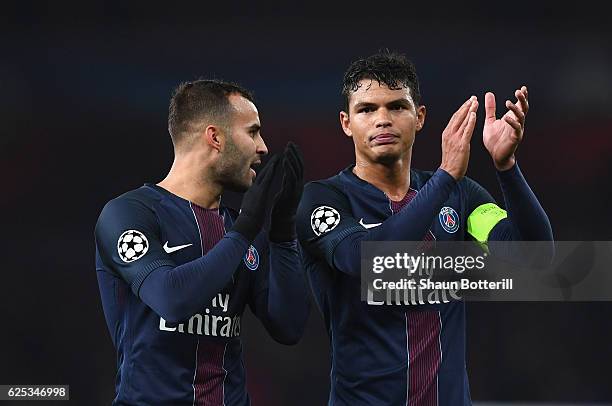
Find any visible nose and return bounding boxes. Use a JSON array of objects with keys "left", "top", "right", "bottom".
[
  {"left": 375, "top": 108, "right": 392, "bottom": 128},
  {"left": 256, "top": 136, "right": 268, "bottom": 156}
]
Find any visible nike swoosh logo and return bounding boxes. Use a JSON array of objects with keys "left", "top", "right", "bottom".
[
  {"left": 359, "top": 218, "right": 382, "bottom": 229},
  {"left": 163, "top": 242, "right": 193, "bottom": 254}
]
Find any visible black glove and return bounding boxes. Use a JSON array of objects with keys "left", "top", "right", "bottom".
[
  {"left": 232, "top": 154, "right": 282, "bottom": 241},
  {"left": 269, "top": 142, "right": 304, "bottom": 242}
]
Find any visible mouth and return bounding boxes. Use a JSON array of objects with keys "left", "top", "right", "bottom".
[
  {"left": 249, "top": 161, "right": 261, "bottom": 176},
  {"left": 370, "top": 133, "right": 399, "bottom": 145}
]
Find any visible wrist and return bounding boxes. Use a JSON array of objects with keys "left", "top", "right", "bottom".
[
  {"left": 494, "top": 155, "right": 516, "bottom": 171},
  {"left": 438, "top": 165, "right": 462, "bottom": 181},
  {"left": 231, "top": 214, "right": 261, "bottom": 242},
  {"left": 269, "top": 216, "right": 296, "bottom": 243}
]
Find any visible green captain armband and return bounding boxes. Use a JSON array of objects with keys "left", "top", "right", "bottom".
[{"left": 467, "top": 203, "right": 508, "bottom": 244}]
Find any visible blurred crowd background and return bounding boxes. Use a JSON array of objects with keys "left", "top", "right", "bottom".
[{"left": 2, "top": 3, "right": 611, "bottom": 405}]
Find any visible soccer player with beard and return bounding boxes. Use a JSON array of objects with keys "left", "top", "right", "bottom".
[
  {"left": 95, "top": 80, "right": 310, "bottom": 405},
  {"left": 296, "top": 52, "right": 554, "bottom": 405}
]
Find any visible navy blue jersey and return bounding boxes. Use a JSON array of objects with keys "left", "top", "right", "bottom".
[
  {"left": 95, "top": 184, "right": 308, "bottom": 405},
  {"left": 296, "top": 166, "right": 500, "bottom": 406}
]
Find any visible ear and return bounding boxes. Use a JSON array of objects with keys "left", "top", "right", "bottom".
[
  {"left": 415, "top": 105, "right": 426, "bottom": 132},
  {"left": 203, "top": 125, "right": 223, "bottom": 152},
  {"left": 340, "top": 111, "right": 352, "bottom": 137}
]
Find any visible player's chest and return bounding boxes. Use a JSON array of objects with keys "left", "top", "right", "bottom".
[
  {"left": 154, "top": 207, "right": 258, "bottom": 304},
  {"left": 348, "top": 191, "right": 467, "bottom": 241}
]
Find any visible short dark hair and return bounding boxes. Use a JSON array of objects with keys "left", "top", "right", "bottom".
[
  {"left": 341, "top": 50, "right": 421, "bottom": 112},
  {"left": 168, "top": 79, "right": 254, "bottom": 145}
]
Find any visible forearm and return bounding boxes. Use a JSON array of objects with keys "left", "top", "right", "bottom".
[
  {"left": 489, "top": 163, "right": 554, "bottom": 266},
  {"left": 138, "top": 231, "right": 249, "bottom": 323},
  {"left": 257, "top": 241, "right": 310, "bottom": 344},
  {"left": 332, "top": 169, "right": 457, "bottom": 275},
  {"left": 491, "top": 163, "right": 553, "bottom": 241}
]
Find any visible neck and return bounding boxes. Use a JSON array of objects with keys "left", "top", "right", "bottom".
[
  {"left": 353, "top": 151, "right": 412, "bottom": 201},
  {"left": 157, "top": 153, "right": 222, "bottom": 209}
]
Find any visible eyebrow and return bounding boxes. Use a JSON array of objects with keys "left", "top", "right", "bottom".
[
  {"left": 353, "top": 102, "right": 377, "bottom": 110},
  {"left": 387, "top": 99, "right": 413, "bottom": 108},
  {"left": 247, "top": 123, "right": 261, "bottom": 132},
  {"left": 353, "top": 98, "right": 412, "bottom": 110}
]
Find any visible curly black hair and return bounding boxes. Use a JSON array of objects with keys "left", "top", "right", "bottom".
[
  {"left": 168, "top": 79, "right": 254, "bottom": 145},
  {"left": 341, "top": 50, "right": 421, "bottom": 112}
]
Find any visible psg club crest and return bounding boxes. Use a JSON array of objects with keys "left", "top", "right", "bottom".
[
  {"left": 244, "top": 245, "right": 259, "bottom": 271},
  {"left": 438, "top": 206, "right": 460, "bottom": 233},
  {"left": 117, "top": 229, "right": 149, "bottom": 263},
  {"left": 311, "top": 206, "right": 341, "bottom": 236}
]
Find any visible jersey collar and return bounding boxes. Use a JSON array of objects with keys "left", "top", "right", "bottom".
[
  {"left": 143, "top": 183, "right": 226, "bottom": 213},
  {"left": 339, "top": 165, "right": 428, "bottom": 195}
]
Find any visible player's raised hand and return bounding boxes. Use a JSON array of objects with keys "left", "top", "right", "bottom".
[
  {"left": 270, "top": 142, "right": 304, "bottom": 242},
  {"left": 232, "top": 154, "right": 282, "bottom": 240},
  {"left": 439, "top": 96, "right": 478, "bottom": 180},
  {"left": 483, "top": 86, "right": 529, "bottom": 170}
]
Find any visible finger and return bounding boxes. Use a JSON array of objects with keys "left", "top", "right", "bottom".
[
  {"left": 451, "top": 97, "right": 475, "bottom": 131},
  {"left": 484, "top": 92, "right": 496, "bottom": 124},
  {"left": 458, "top": 99, "right": 478, "bottom": 135},
  {"left": 282, "top": 150, "right": 297, "bottom": 178},
  {"left": 258, "top": 154, "right": 280, "bottom": 177},
  {"left": 285, "top": 146, "right": 302, "bottom": 178},
  {"left": 256, "top": 154, "right": 281, "bottom": 185},
  {"left": 290, "top": 143, "right": 304, "bottom": 179},
  {"left": 448, "top": 97, "right": 473, "bottom": 131},
  {"left": 283, "top": 155, "right": 298, "bottom": 186},
  {"left": 277, "top": 157, "right": 291, "bottom": 192},
  {"left": 505, "top": 100, "right": 525, "bottom": 125},
  {"left": 286, "top": 143, "right": 304, "bottom": 180},
  {"left": 275, "top": 158, "right": 298, "bottom": 203},
  {"left": 462, "top": 111, "right": 477, "bottom": 142},
  {"left": 281, "top": 143, "right": 291, "bottom": 168},
  {"left": 265, "top": 157, "right": 283, "bottom": 186},
  {"left": 516, "top": 88, "right": 529, "bottom": 115},
  {"left": 287, "top": 141, "right": 302, "bottom": 163},
  {"left": 503, "top": 115, "right": 522, "bottom": 132},
  {"left": 256, "top": 163, "right": 276, "bottom": 187}
]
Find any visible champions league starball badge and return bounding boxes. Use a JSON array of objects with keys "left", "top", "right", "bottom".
[
  {"left": 117, "top": 229, "right": 149, "bottom": 262},
  {"left": 243, "top": 245, "right": 259, "bottom": 270},
  {"left": 439, "top": 206, "right": 460, "bottom": 233},
  {"left": 311, "top": 206, "right": 341, "bottom": 236}
]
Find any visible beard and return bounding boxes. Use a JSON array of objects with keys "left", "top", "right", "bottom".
[
  {"left": 358, "top": 143, "right": 403, "bottom": 166},
  {"left": 361, "top": 136, "right": 414, "bottom": 166},
  {"left": 214, "top": 134, "right": 253, "bottom": 193},
  {"left": 374, "top": 148, "right": 402, "bottom": 165}
]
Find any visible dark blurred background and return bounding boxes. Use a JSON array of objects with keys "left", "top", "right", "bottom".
[{"left": 2, "top": 2, "right": 611, "bottom": 405}]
